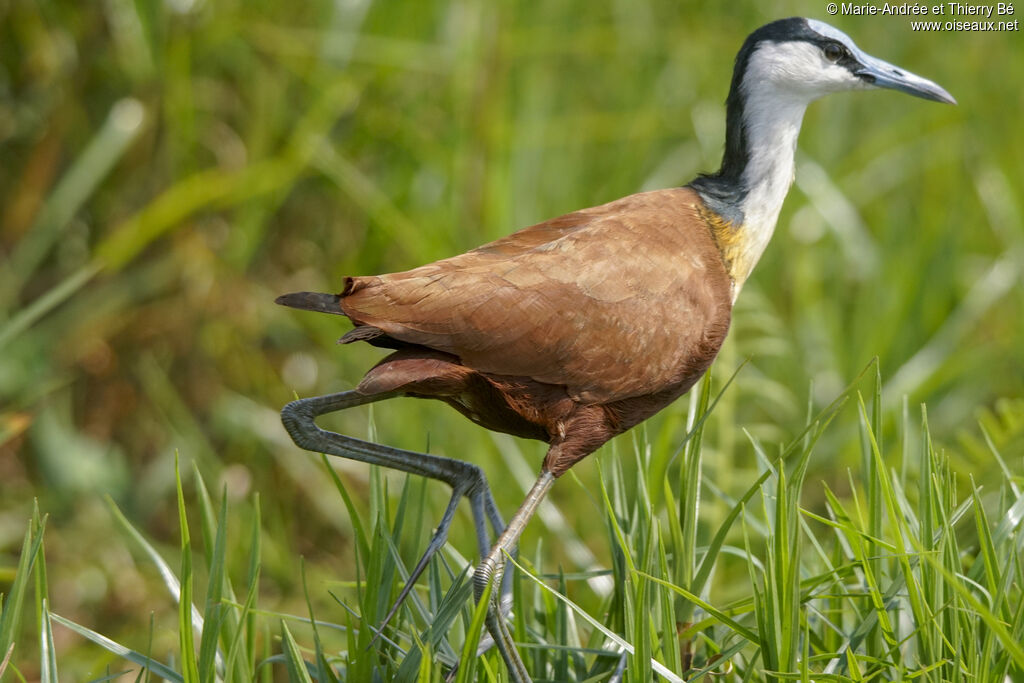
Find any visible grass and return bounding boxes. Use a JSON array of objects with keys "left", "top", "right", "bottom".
[
  {"left": 1, "top": 0, "right": 1022, "bottom": 680},
  {"left": 3, "top": 369, "right": 1023, "bottom": 681}
]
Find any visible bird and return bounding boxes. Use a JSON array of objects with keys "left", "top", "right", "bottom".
[{"left": 276, "top": 17, "right": 954, "bottom": 682}]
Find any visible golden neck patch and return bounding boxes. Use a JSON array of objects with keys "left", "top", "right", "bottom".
[{"left": 696, "top": 201, "right": 760, "bottom": 293}]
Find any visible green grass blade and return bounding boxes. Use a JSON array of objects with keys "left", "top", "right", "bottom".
[
  {"left": 300, "top": 558, "right": 338, "bottom": 683},
  {"left": 49, "top": 613, "right": 184, "bottom": 682},
  {"left": 223, "top": 565, "right": 260, "bottom": 683},
  {"left": 0, "top": 506, "right": 47, "bottom": 669},
  {"left": 38, "top": 599, "right": 58, "bottom": 683},
  {"left": 280, "top": 621, "right": 314, "bottom": 683},
  {"left": 175, "top": 454, "right": 200, "bottom": 683},
  {"left": 320, "top": 454, "right": 371, "bottom": 566},
  {"left": 452, "top": 569, "right": 493, "bottom": 683},
  {"left": 106, "top": 496, "right": 205, "bottom": 635},
  {"left": 34, "top": 506, "right": 56, "bottom": 683},
  {"left": 197, "top": 488, "right": 228, "bottom": 682},
  {"left": 677, "top": 372, "right": 712, "bottom": 621},
  {"left": 637, "top": 570, "right": 760, "bottom": 645},
  {"left": 970, "top": 478, "right": 1001, "bottom": 598}
]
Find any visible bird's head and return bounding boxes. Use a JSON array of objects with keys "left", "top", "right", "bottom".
[
  {"left": 736, "top": 17, "right": 956, "bottom": 105},
  {"left": 692, "top": 18, "right": 954, "bottom": 289}
]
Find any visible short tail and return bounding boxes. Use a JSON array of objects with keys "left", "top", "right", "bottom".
[{"left": 274, "top": 291, "right": 345, "bottom": 315}]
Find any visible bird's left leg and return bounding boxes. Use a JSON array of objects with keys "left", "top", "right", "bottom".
[{"left": 281, "top": 390, "right": 506, "bottom": 633}]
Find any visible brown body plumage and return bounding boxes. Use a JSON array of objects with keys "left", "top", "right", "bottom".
[{"left": 279, "top": 187, "right": 733, "bottom": 475}]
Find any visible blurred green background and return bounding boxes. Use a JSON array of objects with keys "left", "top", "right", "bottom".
[{"left": 1, "top": 0, "right": 1022, "bottom": 677}]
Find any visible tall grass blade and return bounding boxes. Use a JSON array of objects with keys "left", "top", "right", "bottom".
[
  {"left": 0, "top": 505, "right": 46, "bottom": 671},
  {"left": 197, "top": 487, "right": 229, "bottom": 682},
  {"left": 38, "top": 599, "right": 58, "bottom": 683},
  {"left": 175, "top": 454, "right": 200, "bottom": 682},
  {"left": 280, "top": 621, "right": 314, "bottom": 683},
  {"left": 452, "top": 570, "right": 493, "bottom": 683},
  {"left": 106, "top": 496, "right": 205, "bottom": 635},
  {"left": 49, "top": 613, "right": 184, "bottom": 682},
  {"left": 300, "top": 558, "right": 338, "bottom": 683}
]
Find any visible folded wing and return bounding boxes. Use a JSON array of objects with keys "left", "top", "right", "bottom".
[{"left": 341, "top": 188, "right": 733, "bottom": 404}]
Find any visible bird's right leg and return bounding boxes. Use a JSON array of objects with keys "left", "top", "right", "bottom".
[
  {"left": 280, "top": 391, "right": 506, "bottom": 635},
  {"left": 472, "top": 469, "right": 557, "bottom": 683}
]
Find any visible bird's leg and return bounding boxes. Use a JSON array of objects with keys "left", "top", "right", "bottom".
[
  {"left": 473, "top": 469, "right": 557, "bottom": 683},
  {"left": 467, "top": 479, "right": 519, "bottom": 619},
  {"left": 280, "top": 391, "right": 506, "bottom": 636}
]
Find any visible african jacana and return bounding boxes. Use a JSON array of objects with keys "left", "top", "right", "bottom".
[{"left": 277, "top": 17, "right": 954, "bottom": 681}]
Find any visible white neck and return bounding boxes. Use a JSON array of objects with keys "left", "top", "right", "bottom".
[
  {"left": 731, "top": 89, "right": 807, "bottom": 287},
  {"left": 729, "top": 41, "right": 835, "bottom": 292}
]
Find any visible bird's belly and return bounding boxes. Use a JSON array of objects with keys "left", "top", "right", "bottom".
[{"left": 439, "top": 387, "right": 552, "bottom": 442}]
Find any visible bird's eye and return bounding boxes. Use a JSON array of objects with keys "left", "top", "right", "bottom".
[{"left": 823, "top": 42, "right": 845, "bottom": 62}]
